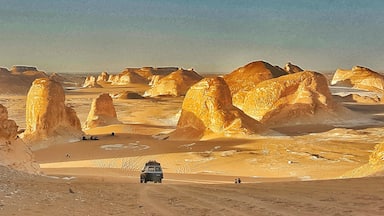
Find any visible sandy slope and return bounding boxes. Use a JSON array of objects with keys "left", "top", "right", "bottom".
[{"left": 1, "top": 166, "right": 384, "bottom": 216}]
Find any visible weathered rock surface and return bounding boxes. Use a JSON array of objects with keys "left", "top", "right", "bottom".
[
  {"left": 331, "top": 66, "right": 384, "bottom": 93},
  {"left": 83, "top": 76, "right": 102, "bottom": 88},
  {"left": 85, "top": 93, "right": 120, "bottom": 129},
  {"left": 0, "top": 66, "right": 48, "bottom": 94},
  {"left": 23, "top": 78, "right": 82, "bottom": 141},
  {"left": 284, "top": 62, "right": 304, "bottom": 74},
  {"left": 224, "top": 61, "right": 287, "bottom": 95},
  {"left": 233, "top": 71, "right": 342, "bottom": 126},
  {"left": 145, "top": 69, "right": 203, "bottom": 97},
  {"left": 172, "top": 77, "right": 264, "bottom": 139},
  {"left": 0, "top": 104, "right": 40, "bottom": 174}
]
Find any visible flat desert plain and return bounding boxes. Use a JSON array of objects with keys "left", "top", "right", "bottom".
[{"left": 1, "top": 77, "right": 384, "bottom": 215}]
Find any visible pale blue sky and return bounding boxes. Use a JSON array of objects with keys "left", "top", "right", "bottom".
[{"left": 0, "top": 0, "right": 383, "bottom": 73}]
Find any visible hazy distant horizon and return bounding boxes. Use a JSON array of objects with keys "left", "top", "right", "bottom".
[{"left": 1, "top": 0, "right": 383, "bottom": 73}]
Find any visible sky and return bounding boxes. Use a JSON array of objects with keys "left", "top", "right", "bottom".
[{"left": 0, "top": 0, "right": 383, "bottom": 73}]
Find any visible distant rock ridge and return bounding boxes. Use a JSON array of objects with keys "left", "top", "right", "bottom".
[
  {"left": 85, "top": 93, "right": 120, "bottom": 129},
  {"left": 0, "top": 104, "right": 40, "bottom": 174},
  {"left": 129, "top": 67, "right": 179, "bottom": 79},
  {"left": 11, "top": 66, "right": 38, "bottom": 73},
  {"left": 171, "top": 77, "right": 264, "bottom": 139},
  {"left": 144, "top": 69, "right": 203, "bottom": 97},
  {"left": 233, "top": 71, "right": 343, "bottom": 126},
  {"left": 223, "top": 61, "right": 287, "bottom": 95},
  {"left": 331, "top": 66, "right": 384, "bottom": 93},
  {"left": 0, "top": 66, "right": 48, "bottom": 94},
  {"left": 23, "top": 78, "right": 82, "bottom": 141}
]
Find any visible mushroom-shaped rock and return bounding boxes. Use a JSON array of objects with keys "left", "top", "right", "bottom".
[
  {"left": 85, "top": 93, "right": 120, "bottom": 129},
  {"left": 0, "top": 104, "right": 40, "bottom": 174},
  {"left": 331, "top": 66, "right": 384, "bottom": 93},
  {"left": 172, "top": 77, "right": 264, "bottom": 139},
  {"left": 223, "top": 61, "right": 287, "bottom": 95},
  {"left": 233, "top": 71, "right": 341, "bottom": 126},
  {"left": 145, "top": 69, "right": 203, "bottom": 97},
  {"left": 23, "top": 78, "right": 82, "bottom": 140},
  {"left": 83, "top": 76, "right": 102, "bottom": 88},
  {"left": 284, "top": 62, "right": 304, "bottom": 74}
]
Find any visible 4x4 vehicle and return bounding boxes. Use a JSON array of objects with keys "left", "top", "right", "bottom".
[{"left": 140, "top": 160, "right": 163, "bottom": 183}]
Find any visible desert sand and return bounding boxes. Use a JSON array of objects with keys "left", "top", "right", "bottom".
[{"left": 1, "top": 64, "right": 384, "bottom": 215}]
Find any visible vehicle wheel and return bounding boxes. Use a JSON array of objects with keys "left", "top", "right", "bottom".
[
  {"left": 159, "top": 179, "right": 162, "bottom": 183},
  {"left": 140, "top": 179, "right": 144, "bottom": 183}
]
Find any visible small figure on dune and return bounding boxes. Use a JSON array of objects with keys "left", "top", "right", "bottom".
[{"left": 235, "top": 178, "right": 241, "bottom": 184}]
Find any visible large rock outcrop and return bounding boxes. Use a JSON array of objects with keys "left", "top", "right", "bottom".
[
  {"left": 108, "top": 71, "right": 148, "bottom": 85},
  {"left": 331, "top": 66, "right": 384, "bottom": 93},
  {"left": 85, "top": 93, "right": 120, "bottom": 129},
  {"left": 172, "top": 77, "right": 264, "bottom": 139},
  {"left": 223, "top": 61, "right": 287, "bottom": 95},
  {"left": 10, "top": 66, "right": 38, "bottom": 74},
  {"left": 0, "top": 104, "right": 40, "bottom": 174},
  {"left": 23, "top": 78, "right": 82, "bottom": 141},
  {"left": 144, "top": 69, "right": 203, "bottom": 97},
  {"left": 0, "top": 66, "right": 48, "bottom": 94},
  {"left": 131, "top": 67, "right": 179, "bottom": 79},
  {"left": 233, "top": 71, "right": 342, "bottom": 126}
]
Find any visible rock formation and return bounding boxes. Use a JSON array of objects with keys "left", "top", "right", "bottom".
[
  {"left": 331, "top": 66, "right": 384, "bottom": 93},
  {"left": 233, "top": 71, "right": 342, "bottom": 126},
  {"left": 85, "top": 93, "right": 120, "bottom": 129},
  {"left": 131, "top": 67, "right": 179, "bottom": 79},
  {"left": 23, "top": 78, "right": 82, "bottom": 141},
  {"left": 0, "top": 104, "right": 18, "bottom": 139},
  {"left": 144, "top": 69, "right": 203, "bottom": 97},
  {"left": 10, "top": 65, "right": 38, "bottom": 74},
  {"left": 0, "top": 104, "right": 40, "bottom": 174},
  {"left": 0, "top": 66, "right": 48, "bottom": 94},
  {"left": 284, "top": 62, "right": 304, "bottom": 74},
  {"left": 83, "top": 76, "right": 102, "bottom": 88},
  {"left": 97, "top": 71, "right": 109, "bottom": 83},
  {"left": 108, "top": 71, "right": 148, "bottom": 85},
  {"left": 334, "top": 94, "right": 382, "bottom": 104},
  {"left": 223, "top": 61, "right": 287, "bottom": 95},
  {"left": 172, "top": 77, "right": 264, "bottom": 139}
]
